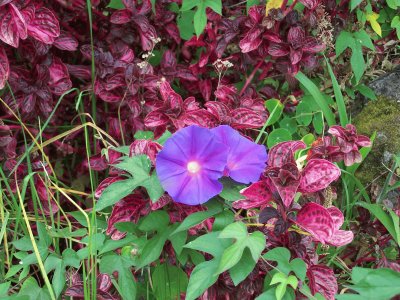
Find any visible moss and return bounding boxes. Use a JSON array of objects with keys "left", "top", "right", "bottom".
[{"left": 353, "top": 97, "right": 400, "bottom": 185}]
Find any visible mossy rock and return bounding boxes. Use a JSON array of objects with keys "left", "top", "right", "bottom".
[{"left": 353, "top": 97, "right": 400, "bottom": 185}]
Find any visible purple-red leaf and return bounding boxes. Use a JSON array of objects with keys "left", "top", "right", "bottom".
[
  {"left": 299, "top": 159, "right": 340, "bottom": 193},
  {"left": 54, "top": 31, "right": 78, "bottom": 51},
  {"left": 231, "top": 107, "right": 265, "bottom": 129},
  {"left": 268, "top": 141, "right": 306, "bottom": 168},
  {"left": 0, "top": 3, "right": 27, "bottom": 47},
  {"left": 144, "top": 111, "right": 170, "bottom": 128},
  {"left": 48, "top": 57, "right": 72, "bottom": 95},
  {"left": 307, "top": 265, "right": 338, "bottom": 300},
  {"left": 22, "top": 6, "right": 60, "bottom": 44},
  {"left": 110, "top": 9, "right": 132, "bottom": 24},
  {"left": 233, "top": 180, "right": 273, "bottom": 209},
  {"left": 302, "top": 37, "right": 325, "bottom": 53},
  {"left": 239, "top": 26, "right": 263, "bottom": 53},
  {"left": 0, "top": 48, "right": 9, "bottom": 89},
  {"left": 268, "top": 43, "right": 289, "bottom": 57},
  {"left": 296, "top": 202, "right": 334, "bottom": 244}
]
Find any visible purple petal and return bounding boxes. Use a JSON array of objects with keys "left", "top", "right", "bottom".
[
  {"left": 212, "top": 125, "right": 267, "bottom": 184},
  {"left": 156, "top": 125, "right": 228, "bottom": 205}
]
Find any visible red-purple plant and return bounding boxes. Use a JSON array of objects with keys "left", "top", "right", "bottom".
[{"left": 235, "top": 141, "right": 340, "bottom": 208}]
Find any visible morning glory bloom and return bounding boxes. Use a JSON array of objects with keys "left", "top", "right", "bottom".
[
  {"left": 156, "top": 125, "right": 228, "bottom": 205},
  {"left": 212, "top": 125, "right": 268, "bottom": 184}
]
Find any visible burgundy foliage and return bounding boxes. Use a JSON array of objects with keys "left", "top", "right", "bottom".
[{"left": 0, "top": 0, "right": 388, "bottom": 299}]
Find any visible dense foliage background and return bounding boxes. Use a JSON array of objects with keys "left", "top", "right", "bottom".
[{"left": 0, "top": 0, "right": 400, "bottom": 299}]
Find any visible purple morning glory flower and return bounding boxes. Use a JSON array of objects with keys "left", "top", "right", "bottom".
[
  {"left": 212, "top": 125, "right": 268, "bottom": 184},
  {"left": 155, "top": 125, "right": 228, "bottom": 205}
]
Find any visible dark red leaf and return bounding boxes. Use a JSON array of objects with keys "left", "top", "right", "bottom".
[
  {"left": 48, "top": 57, "right": 72, "bottom": 95},
  {"left": 268, "top": 43, "right": 289, "bottom": 57},
  {"left": 296, "top": 202, "right": 334, "bottom": 244},
  {"left": 0, "top": 48, "right": 9, "bottom": 89},
  {"left": 144, "top": 111, "right": 170, "bottom": 128},
  {"left": 53, "top": 31, "right": 78, "bottom": 51},
  {"left": 307, "top": 265, "right": 338, "bottom": 300},
  {"left": 182, "top": 109, "right": 218, "bottom": 128},
  {"left": 233, "top": 180, "right": 272, "bottom": 209},
  {"left": 302, "top": 37, "right": 325, "bottom": 53},
  {"left": 231, "top": 107, "right": 265, "bottom": 129},
  {"left": 268, "top": 141, "right": 306, "bottom": 168},
  {"left": 110, "top": 9, "right": 133, "bottom": 24},
  {"left": 299, "top": 159, "right": 340, "bottom": 193},
  {"left": 287, "top": 26, "right": 305, "bottom": 49},
  {"left": 0, "top": 3, "right": 27, "bottom": 47},
  {"left": 290, "top": 48, "right": 303, "bottom": 65},
  {"left": 23, "top": 6, "right": 60, "bottom": 44},
  {"left": 239, "top": 26, "right": 263, "bottom": 53}
]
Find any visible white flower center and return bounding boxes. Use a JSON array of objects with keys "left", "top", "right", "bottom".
[{"left": 187, "top": 161, "right": 201, "bottom": 174}]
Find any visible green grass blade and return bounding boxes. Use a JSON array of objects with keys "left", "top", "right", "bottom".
[
  {"left": 324, "top": 56, "right": 349, "bottom": 127},
  {"left": 295, "top": 71, "right": 336, "bottom": 126}
]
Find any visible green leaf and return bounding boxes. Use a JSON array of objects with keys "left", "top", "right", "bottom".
[
  {"left": 185, "top": 232, "right": 231, "bottom": 300},
  {"left": 107, "top": 0, "right": 125, "bottom": 9},
  {"left": 113, "top": 155, "right": 151, "bottom": 178},
  {"left": 181, "top": 0, "right": 200, "bottom": 11},
  {"left": 193, "top": 3, "right": 207, "bottom": 37},
  {"left": 185, "top": 260, "right": 219, "bottom": 300},
  {"left": 229, "top": 249, "right": 257, "bottom": 285},
  {"left": 247, "top": 0, "right": 260, "bottom": 12},
  {"left": 391, "top": 16, "right": 400, "bottom": 39},
  {"left": 136, "top": 226, "right": 175, "bottom": 268},
  {"left": 267, "top": 128, "right": 292, "bottom": 148},
  {"left": 212, "top": 210, "right": 235, "bottom": 231},
  {"left": 100, "top": 253, "right": 136, "bottom": 300},
  {"left": 134, "top": 130, "right": 154, "bottom": 140},
  {"left": 295, "top": 72, "right": 336, "bottom": 126},
  {"left": 354, "top": 30, "right": 375, "bottom": 51},
  {"left": 99, "top": 235, "right": 138, "bottom": 255},
  {"left": 350, "top": 0, "right": 363, "bottom": 10},
  {"left": 301, "top": 133, "right": 315, "bottom": 147},
  {"left": 169, "top": 230, "right": 187, "bottom": 255},
  {"left": 139, "top": 210, "right": 170, "bottom": 232},
  {"left": 296, "top": 101, "right": 313, "bottom": 126},
  {"left": 263, "top": 247, "right": 292, "bottom": 275},
  {"left": 366, "top": 12, "right": 382, "bottom": 36},
  {"left": 185, "top": 231, "right": 230, "bottom": 257},
  {"left": 265, "top": 99, "right": 284, "bottom": 126},
  {"left": 0, "top": 282, "right": 10, "bottom": 297},
  {"left": 279, "top": 117, "right": 298, "bottom": 134},
  {"left": 289, "top": 258, "right": 307, "bottom": 281},
  {"left": 17, "top": 277, "right": 51, "bottom": 300},
  {"left": 97, "top": 155, "right": 164, "bottom": 210},
  {"left": 173, "top": 199, "right": 223, "bottom": 234},
  {"left": 219, "top": 178, "right": 246, "bottom": 202},
  {"left": 357, "top": 203, "right": 400, "bottom": 246},
  {"left": 217, "top": 222, "right": 265, "bottom": 274},
  {"left": 152, "top": 263, "right": 188, "bottom": 300},
  {"left": 286, "top": 275, "right": 298, "bottom": 290},
  {"left": 204, "top": 0, "right": 222, "bottom": 14},
  {"left": 96, "top": 178, "right": 138, "bottom": 211},
  {"left": 336, "top": 267, "right": 400, "bottom": 300},
  {"left": 387, "top": 0, "right": 400, "bottom": 9},
  {"left": 146, "top": 173, "right": 165, "bottom": 202},
  {"left": 356, "top": 84, "right": 377, "bottom": 100},
  {"left": 312, "top": 112, "right": 324, "bottom": 134},
  {"left": 335, "top": 31, "right": 355, "bottom": 57}
]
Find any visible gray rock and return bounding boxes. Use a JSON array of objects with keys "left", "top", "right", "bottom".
[{"left": 369, "top": 66, "right": 400, "bottom": 102}]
